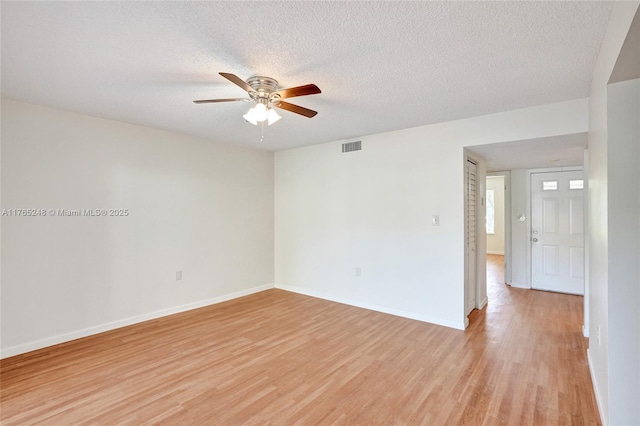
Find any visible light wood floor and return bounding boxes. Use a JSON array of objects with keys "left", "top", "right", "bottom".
[{"left": 1, "top": 255, "right": 600, "bottom": 425}]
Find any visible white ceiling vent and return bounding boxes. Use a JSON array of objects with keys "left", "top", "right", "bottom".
[{"left": 342, "top": 141, "right": 362, "bottom": 153}]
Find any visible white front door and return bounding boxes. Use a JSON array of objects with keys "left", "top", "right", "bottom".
[
  {"left": 465, "top": 160, "right": 477, "bottom": 314},
  {"left": 531, "top": 171, "right": 584, "bottom": 295}
]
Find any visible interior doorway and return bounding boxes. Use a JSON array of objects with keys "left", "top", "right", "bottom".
[
  {"left": 485, "top": 173, "right": 510, "bottom": 295},
  {"left": 486, "top": 176, "right": 506, "bottom": 257},
  {"left": 485, "top": 175, "right": 507, "bottom": 303}
]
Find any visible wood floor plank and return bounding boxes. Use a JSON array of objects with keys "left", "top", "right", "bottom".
[{"left": 1, "top": 255, "right": 600, "bottom": 424}]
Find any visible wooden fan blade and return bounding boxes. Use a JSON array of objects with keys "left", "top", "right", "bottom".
[
  {"left": 219, "top": 72, "right": 254, "bottom": 93},
  {"left": 275, "top": 101, "right": 318, "bottom": 118},
  {"left": 193, "top": 98, "right": 247, "bottom": 104},
  {"left": 273, "top": 84, "right": 321, "bottom": 99}
]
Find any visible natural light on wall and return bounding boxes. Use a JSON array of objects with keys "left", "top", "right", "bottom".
[{"left": 486, "top": 189, "right": 495, "bottom": 234}]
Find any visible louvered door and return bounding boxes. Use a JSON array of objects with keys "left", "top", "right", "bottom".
[{"left": 466, "top": 160, "right": 477, "bottom": 314}]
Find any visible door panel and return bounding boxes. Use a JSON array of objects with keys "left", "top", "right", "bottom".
[
  {"left": 569, "top": 247, "right": 584, "bottom": 278},
  {"left": 543, "top": 198, "right": 559, "bottom": 233},
  {"left": 569, "top": 198, "right": 583, "bottom": 235},
  {"left": 531, "top": 171, "right": 584, "bottom": 294},
  {"left": 543, "top": 245, "right": 559, "bottom": 276}
]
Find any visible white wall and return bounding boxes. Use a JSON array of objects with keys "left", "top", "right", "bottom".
[
  {"left": 509, "top": 169, "right": 529, "bottom": 288},
  {"left": 275, "top": 98, "right": 588, "bottom": 330},
  {"left": 486, "top": 176, "right": 505, "bottom": 255},
  {"left": 0, "top": 99, "right": 275, "bottom": 358},
  {"left": 587, "top": 2, "right": 639, "bottom": 424},
  {"left": 606, "top": 78, "right": 640, "bottom": 425}
]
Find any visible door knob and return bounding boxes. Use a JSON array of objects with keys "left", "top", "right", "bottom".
[{"left": 532, "top": 238, "right": 539, "bottom": 242}]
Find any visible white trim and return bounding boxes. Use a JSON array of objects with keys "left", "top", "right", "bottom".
[
  {"left": 509, "top": 281, "right": 531, "bottom": 289},
  {"left": 527, "top": 165, "right": 584, "bottom": 173},
  {"left": 477, "top": 297, "right": 488, "bottom": 310},
  {"left": 587, "top": 349, "right": 607, "bottom": 425},
  {"left": 0, "top": 284, "right": 274, "bottom": 359},
  {"left": 582, "top": 149, "right": 590, "bottom": 341},
  {"left": 276, "top": 284, "right": 467, "bottom": 331},
  {"left": 487, "top": 250, "right": 505, "bottom": 255},
  {"left": 582, "top": 324, "right": 589, "bottom": 338}
]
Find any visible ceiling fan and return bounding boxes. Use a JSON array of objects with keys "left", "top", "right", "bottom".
[{"left": 194, "top": 72, "right": 321, "bottom": 126}]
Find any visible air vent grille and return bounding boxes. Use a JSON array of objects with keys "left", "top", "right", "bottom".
[{"left": 342, "top": 141, "right": 362, "bottom": 153}]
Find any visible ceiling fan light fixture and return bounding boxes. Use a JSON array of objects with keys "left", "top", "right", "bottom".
[
  {"left": 267, "top": 108, "right": 281, "bottom": 126},
  {"left": 243, "top": 107, "right": 258, "bottom": 125},
  {"left": 253, "top": 102, "right": 268, "bottom": 122}
]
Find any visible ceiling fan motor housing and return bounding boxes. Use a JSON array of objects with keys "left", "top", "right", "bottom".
[{"left": 247, "top": 76, "right": 280, "bottom": 105}]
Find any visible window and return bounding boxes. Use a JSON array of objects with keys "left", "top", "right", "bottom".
[
  {"left": 543, "top": 180, "right": 558, "bottom": 191},
  {"left": 486, "top": 189, "right": 495, "bottom": 234},
  {"left": 569, "top": 179, "right": 584, "bottom": 189}
]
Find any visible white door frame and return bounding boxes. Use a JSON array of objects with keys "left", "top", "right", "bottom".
[{"left": 582, "top": 150, "right": 589, "bottom": 337}]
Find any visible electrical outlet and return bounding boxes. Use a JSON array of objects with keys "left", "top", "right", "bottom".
[
  {"left": 432, "top": 215, "right": 440, "bottom": 226},
  {"left": 355, "top": 267, "right": 361, "bottom": 277},
  {"left": 176, "top": 270, "right": 182, "bottom": 281}
]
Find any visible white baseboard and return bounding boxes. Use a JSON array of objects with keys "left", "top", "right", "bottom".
[
  {"left": 587, "top": 349, "right": 607, "bottom": 425},
  {"left": 478, "top": 297, "right": 488, "bottom": 310},
  {"left": 509, "top": 281, "right": 530, "bottom": 289},
  {"left": 487, "top": 251, "right": 505, "bottom": 255},
  {"left": 275, "top": 284, "right": 466, "bottom": 331},
  {"left": 1, "top": 284, "right": 274, "bottom": 359}
]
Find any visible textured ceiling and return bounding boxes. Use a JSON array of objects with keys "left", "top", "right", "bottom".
[
  {"left": 468, "top": 133, "right": 587, "bottom": 172},
  {"left": 1, "top": 2, "right": 612, "bottom": 151}
]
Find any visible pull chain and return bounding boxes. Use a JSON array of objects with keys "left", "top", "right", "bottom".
[{"left": 260, "top": 121, "right": 264, "bottom": 143}]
